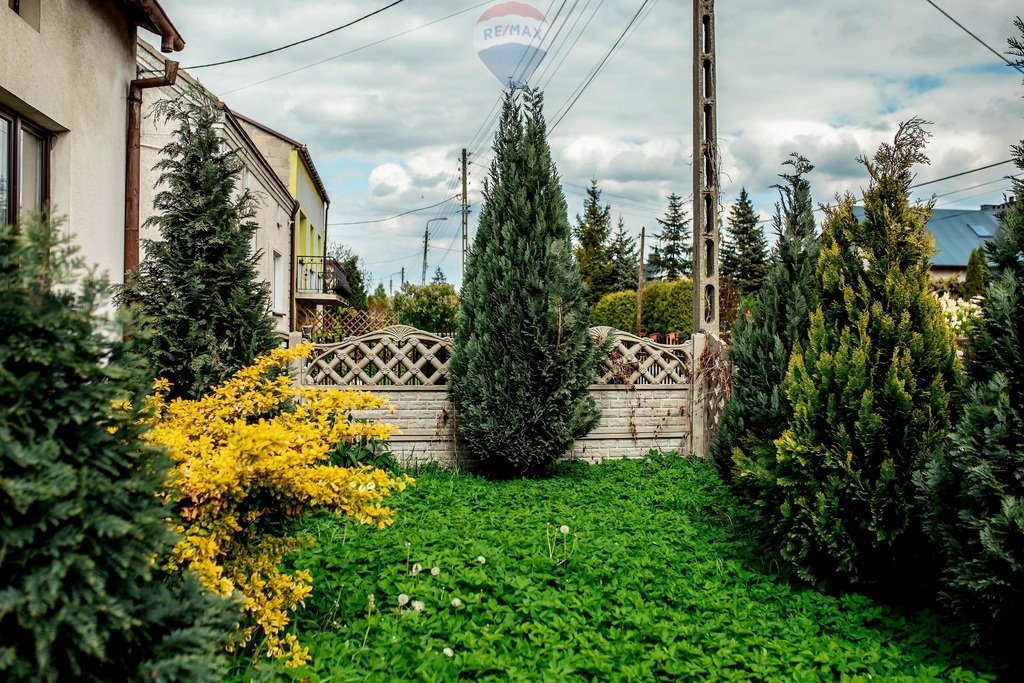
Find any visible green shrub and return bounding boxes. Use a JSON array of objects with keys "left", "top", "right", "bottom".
[
  {"left": 449, "top": 88, "right": 600, "bottom": 477},
  {"left": 640, "top": 279, "right": 693, "bottom": 336},
  {"left": 592, "top": 290, "right": 637, "bottom": 332},
  {"left": 0, "top": 216, "right": 236, "bottom": 682},
  {"left": 771, "top": 121, "right": 959, "bottom": 590},
  {"left": 392, "top": 282, "right": 459, "bottom": 333}
]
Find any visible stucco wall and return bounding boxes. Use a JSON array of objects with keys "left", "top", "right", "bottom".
[
  {"left": 1, "top": 0, "right": 144, "bottom": 283},
  {"left": 136, "top": 41, "right": 294, "bottom": 334},
  {"left": 344, "top": 385, "right": 692, "bottom": 468}
]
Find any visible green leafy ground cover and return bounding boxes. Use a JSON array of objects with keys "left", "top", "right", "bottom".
[{"left": 227, "top": 456, "right": 993, "bottom": 682}]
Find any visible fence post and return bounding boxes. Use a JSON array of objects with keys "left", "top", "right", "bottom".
[
  {"left": 688, "top": 331, "right": 708, "bottom": 457},
  {"left": 288, "top": 331, "right": 304, "bottom": 388}
]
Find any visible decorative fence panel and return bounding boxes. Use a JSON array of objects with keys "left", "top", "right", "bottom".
[{"left": 299, "top": 325, "right": 725, "bottom": 465}]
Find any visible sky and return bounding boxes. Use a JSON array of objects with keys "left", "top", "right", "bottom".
[{"left": 148, "top": 0, "right": 1024, "bottom": 290}]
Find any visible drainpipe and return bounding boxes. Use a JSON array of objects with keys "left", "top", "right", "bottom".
[
  {"left": 124, "top": 59, "right": 178, "bottom": 281},
  {"left": 290, "top": 201, "right": 299, "bottom": 332}
]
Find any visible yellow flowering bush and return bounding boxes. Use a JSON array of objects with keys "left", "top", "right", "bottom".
[{"left": 145, "top": 344, "right": 411, "bottom": 666}]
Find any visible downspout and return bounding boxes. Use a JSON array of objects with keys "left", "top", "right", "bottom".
[
  {"left": 290, "top": 201, "right": 299, "bottom": 333},
  {"left": 124, "top": 59, "right": 178, "bottom": 281}
]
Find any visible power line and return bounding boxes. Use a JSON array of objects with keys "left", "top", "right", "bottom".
[
  {"left": 327, "top": 197, "right": 457, "bottom": 226},
  {"left": 185, "top": 0, "right": 408, "bottom": 70},
  {"left": 909, "top": 159, "right": 1014, "bottom": 189},
  {"left": 922, "top": 0, "right": 1024, "bottom": 75},
  {"left": 221, "top": 1, "right": 493, "bottom": 95}
]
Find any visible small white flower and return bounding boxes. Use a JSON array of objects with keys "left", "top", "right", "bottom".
[
  {"left": 367, "top": 594, "right": 375, "bottom": 608},
  {"left": 559, "top": 525, "right": 570, "bottom": 535},
  {"left": 443, "top": 647, "right": 454, "bottom": 657},
  {"left": 405, "top": 541, "right": 411, "bottom": 548},
  {"left": 397, "top": 593, "right": 410, "bottom": 606},
  {"left": 366, "top": 481, "right": 376, "bottom": 491},
  {"left": 477, "top": 555, "right": 486, "bottom": 564},
  {"left": 410, "top": 563, "right": 422, "bottom": 576},
  {"left": 450, "top": 597, "right": 462, "bottom": 608},
  {"left": 430, "top": 566, "right": 440, "bottom": 576},
  {"left": 411, "top": 600, "right": 425, "bottom": 612}
]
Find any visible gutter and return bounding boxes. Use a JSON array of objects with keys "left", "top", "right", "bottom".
[{"left": 124, "top": 58, "right": 178, "bottom": 281}]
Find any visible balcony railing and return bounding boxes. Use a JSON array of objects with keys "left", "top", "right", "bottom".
[{"left": 296, "top": 256, "right": 352, "bottom": 299}]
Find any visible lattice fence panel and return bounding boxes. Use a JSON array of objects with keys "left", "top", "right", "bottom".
[
  {"left": 591, "top": 327, "right": 691, "bottom": 386},
  {"left": 305, "top": 325, "right": 453, "bottom": 386}
]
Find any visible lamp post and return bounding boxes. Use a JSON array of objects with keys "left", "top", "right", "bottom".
[{"left": 422, "top": 217, "right": 448, "bottom": 284}]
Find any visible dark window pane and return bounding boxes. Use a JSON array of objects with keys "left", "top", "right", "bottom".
[
  {"left": 1, "top": 118, "right": 9, "bottom": 226},
  {"left": 20, "top": 128, "right": 43, "bottom": 217}
]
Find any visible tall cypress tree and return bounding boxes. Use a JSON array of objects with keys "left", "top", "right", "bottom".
[
  {"left": 124, "top": 92, "right": 278, "bottom": 400},
  {"left": 0, "top": 216, "right": 236, "bottom": 682},
  {"left": 573, "top": 179, "right": 615, "bottom": 305},
  {"left": 918, "top": 20, "right": 1024, "bottom": 657},
  {"left": 449, "top": 88, "right": 600, "bottom": 477},
  {"left": 711, "top": 154, "right": 818, "bottom": 483},
  {"left": 963, "top": 246, "right": 986, "bottom": 299},
  {"left": 771, "top": 120, "right": 958, "bottom": 589},
  {"left": 648, "top": 193, "right": 692, "bottom": 279},
  {"left": 608, "top": 216, "right": 639, "bottom": 292},
  {"left": 724, "top": 188, "right": 769, "bottom": 295}
]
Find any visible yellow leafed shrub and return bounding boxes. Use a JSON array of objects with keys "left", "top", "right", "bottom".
[{"left": 145, "top": 344, "right": 411, "bottom": 666}]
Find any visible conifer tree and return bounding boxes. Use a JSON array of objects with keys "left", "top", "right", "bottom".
[
  {"left": 124, "top": 92, "right": 278, "bottom": 400},
  {"left": 719, "top": 223, "right": 740, "bottom": 284},
  {"left": 963, "top": 246, "right": 986, "bottom": 299},
  {"left": 608, "top": 216, "right": 639, "bottom": 291},
  {"left": 573, "top": 179, "right": 615, "bottom": 305},
  {"left": 648, "top": 193, "right": 692, "bottom": 278},
  {"left": 771, "top": 120, "right": 958, "bottom": 589},
  {"left": 918, "top": 21, "right": 1024, "bottom": 655},
  {"left": 724, "top": 188, "right": 769, "bottom": 295},
  {"left": 449, "top": 88, "right": 600, "bottom": 477},
  {"left": 711, "top": 154, "right": 818, "bottom": 482},
  {"left": 0, "top": 216, "right": 236, "bottom": 682}
]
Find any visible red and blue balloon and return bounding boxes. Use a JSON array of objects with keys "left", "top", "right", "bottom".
[{"left": 474, "top": 2, "right": 548, "bottom": 88}]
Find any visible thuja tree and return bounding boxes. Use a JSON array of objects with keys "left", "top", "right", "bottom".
[
  {"left": 449, "top": 88, "right": 600, "bottom": 477},
  {"left": 963, "top": 246, "right": 986, "bottom": 299},
  {"left": 124, "top": 92, "right": 277, "bottom": 400},
  {"left": 772, "top": 120, "right": 958, "bottom": 589},
  {"left": 711, "top": 154, "right": 818, "bottom": 481},
  {"left": 918, "top": 21, "right": 1024, "bottom": 654},
  {"left": 0, "top": 216, "right": 236, "bottom": 682}
]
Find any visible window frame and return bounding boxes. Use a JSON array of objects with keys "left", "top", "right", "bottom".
[{"left": 0, "top": 103, "right": 51, "bottom": 226}]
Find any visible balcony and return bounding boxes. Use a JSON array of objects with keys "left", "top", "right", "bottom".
[{"left": 295, "top": 256, "right": 352, "bottom": 306}]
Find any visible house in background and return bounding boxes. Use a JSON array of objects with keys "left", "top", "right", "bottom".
[
  {"left": 231, "top": 112, "right": 350, "bottom": 330},
  {"left": 1, "top": 0, "right": 184, "bottom": 283},
  {"left": 136, "top": 39, "right": 296, "bottom": 334}
]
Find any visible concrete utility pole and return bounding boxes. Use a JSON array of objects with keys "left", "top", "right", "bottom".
[
  {"left": 461, "top": 148, "right": 469, "bottom": 282},
  {"left": 635, "top": 226, "right": 645, "bottom": 336},
  {"left": 422, "top": 217, "right": 448, "bottom": 285},
  {"left": 692, "top": 0, "right": 720, "bottom": 336}
]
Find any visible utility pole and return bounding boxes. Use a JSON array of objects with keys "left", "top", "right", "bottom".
[
  {"left": 422, "top": 217, "right": 448, "bottom": 285},
  {"left": 461, "top": 148, "right": 469, "bottom": 283},
  {"left": 635, "top": 226, "right": 645, "bottom": 336},
  {"left": 400, "top": 267, "right": 405, "bottom": 287},
  {"left": 692, "top": 0, "right": 720, "bottom": 336}
]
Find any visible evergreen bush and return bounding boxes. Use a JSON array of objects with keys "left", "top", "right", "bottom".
[
  {"left": 122, "top": 91, "right": 278, "bottom": 400},
  {"left": 592, "top": 290, "right": 637, "bottom": 333},
  {"left": 0, "top": 216, "right": 236, "bottom": 682},
  {"left": 448, "top": 88, "right": 600, "bottom": 477},
  {"left": 711, "top": 154, "right": 819, "bottom": 482},
  {"left": 641, "top": 279, "right": 694, "bottom": 337},
  {"left": 771, "top": 121, "right": 959, "bottom": 589},
  {"left": 392, "top": 281, "right": 460, "bottom": 333}
]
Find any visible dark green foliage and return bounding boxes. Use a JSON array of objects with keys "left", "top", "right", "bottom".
[
  {"left": 330, "top": 244, "right": 369, "bottom": 311},
  {"left": 712, "top": 154, "right": 819, "bottom": 481},
  {"left": 0, "top": 216, "right": 237, "bottom": 682},
  {"left": 771, "top": 121, "right": 959, "bottom": 589},
  {"left": 919, "top": 27, "right": 1024, "bottom": 658},
  {"left": 431, "top": 266, "right": 447, "bottom": 285},
  {"left": 392, "top": 281, "right": 459, "bottom": 333},
  {"left": 449, "top": 88, "right": 600, "bottom": 477},
  {"left": 591, "top": 290, "right": 637, "bottom": 333},
  {"left": 122, "top": 92, "right": 277, "bottom": 400},
  {"left": 722, "top": 188, "right": 770, "bottom": 295},
  {"left": 608, "top": 216, "right": 639, "bottom": 292},
  {"left": 226, "top": 457, "right": 994, "bottom": 682},
  {"left": 573, "top": 179, "right": 615, "bottom": 305},
  {"left": 964, "top": 246, "right": 986, "bottom": 299},
  {"left": 648, "top": 193, "right": 692, "bottom": 279}
]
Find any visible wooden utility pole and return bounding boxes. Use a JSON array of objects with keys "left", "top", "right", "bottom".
[
  {"left": 692, "top": 0, "right": 720, "bottom": 336},
  {"left": 635, "top": 226, "right": 645, "bottom": 336},
  {"left": 461, "top": 148, "right": 469, "bottom": 282}
]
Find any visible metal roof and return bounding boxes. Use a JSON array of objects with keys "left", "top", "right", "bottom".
[{"left": 850, "top": 206, "right": 999, "bottom": 267}]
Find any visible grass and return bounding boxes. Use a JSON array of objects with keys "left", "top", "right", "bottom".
[{"left": 227, "top": 455, "right": 994, "bottom": 682}]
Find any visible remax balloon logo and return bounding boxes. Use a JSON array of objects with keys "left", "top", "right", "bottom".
[{"left": 474, "top": 2, "right": 548, "bottom": 88}]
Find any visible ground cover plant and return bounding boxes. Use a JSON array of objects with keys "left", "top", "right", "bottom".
[{"left": 226, "top": 456, "right": 993, "bottom": 681}]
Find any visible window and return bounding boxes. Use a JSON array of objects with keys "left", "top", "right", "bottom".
[
  {"left": 1, "top": 105, "right": 50, "bottom": 226},
  {"left": 272, "top": 251, "right": 286, "bottom": 315},
  {"left": 8, "top": 0, "right": 41, "bottom": 31}
]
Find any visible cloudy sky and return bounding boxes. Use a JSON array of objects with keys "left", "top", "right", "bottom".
[{"left": 149, "top": 0, "right": 1024, "bottom": 290}]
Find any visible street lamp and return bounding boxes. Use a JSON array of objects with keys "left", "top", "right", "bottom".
[{"left": 422, "top": 217, "right": 448, "bottom": 284}]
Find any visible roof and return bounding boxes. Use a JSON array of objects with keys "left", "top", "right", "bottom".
[
  {"left": 850, "top": 206, "right": 1000, "bottom": 268},
  {"left": 121, "top": 0, "right": 185, "bottom": 52},
  {"left": 229, "top": 110, "right": 331, "bottom": 205}
]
